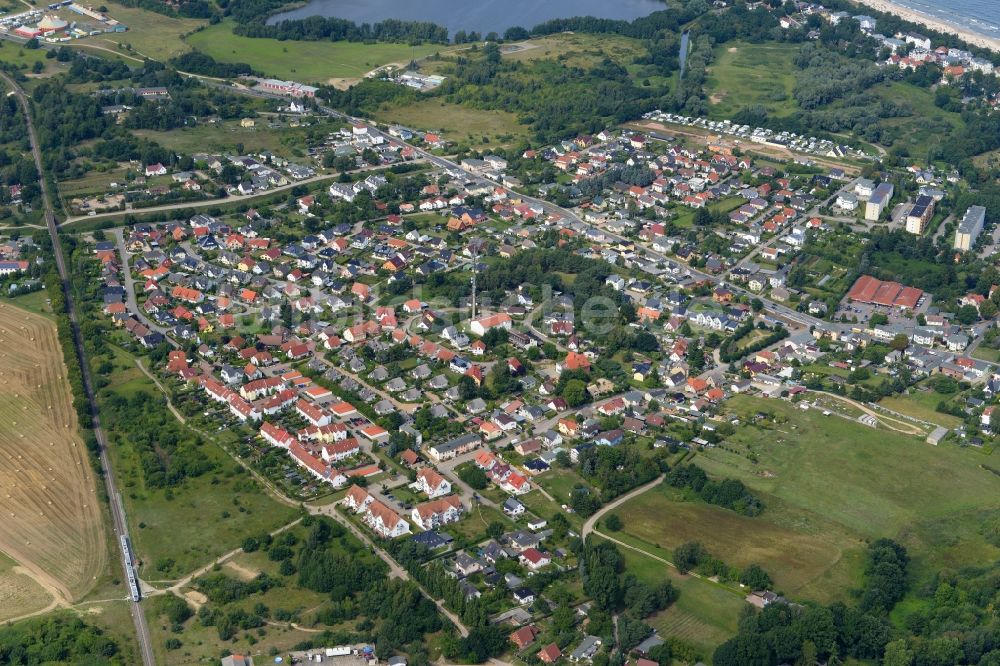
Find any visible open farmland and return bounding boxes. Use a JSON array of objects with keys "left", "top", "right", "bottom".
[
  {"left": 619, "top": 394, "right": 1000, "bottom": 601},
  {"left": 616, "top": 484, "right": 866, "bottom": 604},
  {"left": 0, "top": 302, "right": 107, "bottom": 617}
]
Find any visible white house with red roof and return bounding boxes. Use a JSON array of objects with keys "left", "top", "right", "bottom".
[
  {"left": 519, "top": 547, "right": 551, "bottom": 570},
  {"left": 416, "top": 467, "right": 452, "bottom": 498},
  {"left": 411, "top": 495, "right": 464, "bottom": 530}
]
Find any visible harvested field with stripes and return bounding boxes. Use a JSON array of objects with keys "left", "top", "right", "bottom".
[{"left": 0, "top": 301, "right": 107, "bottom": 620}]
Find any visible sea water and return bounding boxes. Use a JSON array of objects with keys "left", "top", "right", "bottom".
[{"left": 893, "top": 0, "right": 1000, "bottom": 38}]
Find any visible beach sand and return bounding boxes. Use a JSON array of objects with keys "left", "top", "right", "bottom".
[{"left": 850, "top": 0, "right": 1000, "bottom": 53}]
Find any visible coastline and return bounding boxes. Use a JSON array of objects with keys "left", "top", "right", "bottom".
[{"left": 850, "top": 0, "right": 1000, "bottom": 53}]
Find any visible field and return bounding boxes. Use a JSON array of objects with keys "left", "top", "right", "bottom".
[
  {"left": 595, "top": 535, "right": 745, "bottom": 659},
  {"left": 185, "top": 22, "right": 446, "bottom": 84},
  {"left": 101, "top": 345, "right": 299, "bottom": 579},
  {"left": 97, "top": 1, "right": 206, "bottom": 61},
  {"left": 878, "top": 383, "right": 964, "bottom": 428},
  {"left": 695, "top": 395, "right": 1000, "bottom": 586},
  {"left": 58, "top": 167, "right": 131, "bottom": 199},
  {"left": 504, "top": 33, "right": 647, "bottom": 69},
  {"left": 0, "top": 552, "right": 55, "bottom": 622},
  {"left": 0, "top": 301, "right": 107, "bottom": 616},
  {"left": 616, "top": 484, "right": 865, "bottom": 604},
  {"left": 133, "top": 118, "right": 336, "bottom": 160},
  {"left": 706, "top": 42, "right": 799, "bottom": 119},
  {"left": 874, "top": 81, "right": 965, "bottom": 159},
  {"left": 374, "top": 99, "right": 530, "bottom": 148}
]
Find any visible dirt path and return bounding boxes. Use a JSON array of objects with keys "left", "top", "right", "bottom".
[
  {"left": 582, "top": 474, "right": 664, "bottom": 541},
  {"left": 813, "top": 391, "right": 927, "bottom": 436},
  {"left": 134, "top": 358, "right": 186, "bottom": 424}
]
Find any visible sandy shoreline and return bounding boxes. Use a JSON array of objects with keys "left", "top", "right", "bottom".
[{"left": 850, "top": 0, "right": 1000, "bottom": 53}]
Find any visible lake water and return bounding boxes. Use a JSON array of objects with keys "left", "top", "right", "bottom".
[{"left": 268, "top": 0, "right": 667, "bottom": 35}]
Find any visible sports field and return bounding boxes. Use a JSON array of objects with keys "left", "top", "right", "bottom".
[
  {"left": 185, "top": 22, "right": 446, "bottom": 84},
  {"left": 617, "top": 394, "right": 1000, "bottom": 604},
  {"left": 0, "top": 302, "right": 107, "bottom": 617}
]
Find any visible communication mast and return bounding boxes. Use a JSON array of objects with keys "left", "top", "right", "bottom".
[{"left": 470, "top": 241, "right": 478, "bottom": 321}]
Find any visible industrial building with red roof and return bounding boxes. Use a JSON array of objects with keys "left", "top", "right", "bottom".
[{"left": 846, "top": 275, "right": 923, "bottom": 310}]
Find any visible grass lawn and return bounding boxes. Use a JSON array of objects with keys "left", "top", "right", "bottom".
[
  {"left": 699, "top": 395, "right": 1000, "bottom": 587},
  {"left": 5, "top": 288, "right": 55, "bottom": 319},
  {"left": 374, "top": 99, "right": 530, "bottom": 149},
  {"left": 446, "top": 504, "right": 511, "bottom": 542},
  {"left": 706, "top": 42, "right": 799, "bottom": 119},
  {"left": 878, "top": 383, "right": 963, "bottom": 428},
  {"left": 186, "top": 22, "right": 445, "bottom": 84},
  {"left": 0, "top": 41, "right": 73, "bottom": 76},
  {"left": 535, "top": 468, "right": 592, "bottom": 505},
  {"left": 99, "top": 0, "right": 206, "bottom": 61},
  {"left": 972, "top": 345, "right": 1000, "bottom": 363}
]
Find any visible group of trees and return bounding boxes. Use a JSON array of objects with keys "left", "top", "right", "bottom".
[
  {"left": 582, "top": 540, "right": 678, "bottom": 639},
  {"left": 169, "top": 52, "right": 256, "bottom": 79},
  {"left": 386, "top": 541, "right": 507, "bottom": 663},
  {"left": 673, "top": 541, "right": 772, "bottom": 591},
  {"left": 435, "top": 44, "right": 670, "bottom": 143},
  {"left": 234, "top": 15, "right": 449, "bottom": 44},
  {"left": 0, "top": 615, "right": 122, "bottom": 665},
  {"left": 666, "top": 463, "right": 763, "bottom": 516},
  {"left": 577, "top": 444, "right": 664, "bottom": 505}
]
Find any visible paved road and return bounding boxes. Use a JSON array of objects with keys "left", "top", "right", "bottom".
[
  {"left": 0, "top": 71, "right": 156, "bottom": 666},
  {"left": 112, "top": 227, "right": 178, "bottom": 344},
  {"left": 61, "top": 161, "right": 422, "bottom": 225}
]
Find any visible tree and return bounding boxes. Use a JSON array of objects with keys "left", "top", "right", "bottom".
[
  {"left": 562, "top": 379, "right": 588, "bottom": 407},
  {"left": 889, "top": 333, "right": 909, "bottom": 354},
  {"left": 673, "top": 541, "right": 707, "bottom": 573},
  {"left": 486, "top": 521, "right": 504, "bottom": 539},
  {"left": 882, "top": 639, "right": 914, "bottom": 666},
  {"left": 458, "top": 465, "right": 488, "bottom": 490},
  {"left": 981, "top": 299, "right": 998, "bottom": 319},
  {"left": 738, "top": 564, "right": 772, "bottom": 590},
  {"left": 956, "top": 304, "right": 979, "bottom": 325},
  {"left": 604, "top": 514, "right": 622, "bottom": 531}
]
